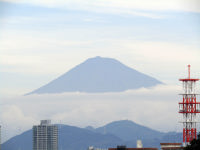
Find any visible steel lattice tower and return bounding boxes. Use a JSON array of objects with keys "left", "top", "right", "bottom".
[{"left": 179, "top": 65, "right": 200, "bottom": 145}]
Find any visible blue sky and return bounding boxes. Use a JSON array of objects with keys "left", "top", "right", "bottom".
[{"left": 0, "top": 0, "right": 200, "bottom": 142}]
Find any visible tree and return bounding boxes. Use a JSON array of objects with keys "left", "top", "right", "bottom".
[{"left": 184, "top": 133, "right": 200, "bottom": 150}]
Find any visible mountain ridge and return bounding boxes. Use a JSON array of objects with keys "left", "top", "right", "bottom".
[{"left": 2, "top": 120, "right": 181, "bottom": 150}]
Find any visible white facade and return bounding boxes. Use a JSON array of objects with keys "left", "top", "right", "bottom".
[{"left": 136, "top": 140, "right": 143, "bottom": 148}]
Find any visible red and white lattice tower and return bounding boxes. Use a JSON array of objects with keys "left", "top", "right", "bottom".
[{"left": 179, "top": 65, "right": 200, "bottom": 145}]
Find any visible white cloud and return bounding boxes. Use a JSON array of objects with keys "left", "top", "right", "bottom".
[
  {"left": 0, "top": 105, "right": 37, "bottom": 142},
  {"left": 1, "top": 0, "right": 200, "bottom": 13},
  {"left": 0, "top": 84, "right": 190, "bottom": 142},
  {"left": 119, "top": 40, "right": 200, "bottom": 63},
  {"left": 1, "top": 34, "right": 200, "bottom": 71}
]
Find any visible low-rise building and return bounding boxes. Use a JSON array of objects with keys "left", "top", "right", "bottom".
[
  {"left": 108, "top": 145, "right": 158, "bottom": 150},
  {"left": 160, "top": 143, "right": 183, "bottom": 150}
]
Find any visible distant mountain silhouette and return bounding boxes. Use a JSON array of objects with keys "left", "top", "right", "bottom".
[
  {"left": 95, "top": 120, "right": 164, "bottom": 141},
  {"left": 2, "top": 124, "right": 122, "bottom": 150},
  {"left": 2, "top": 120, "right": 181, "bottom": 150},
  {"left": 27, "top": 56, "right": 162, "bottom": 94},
  {"left": 94, "top": 120, "right": 182, "bottom": 148}
]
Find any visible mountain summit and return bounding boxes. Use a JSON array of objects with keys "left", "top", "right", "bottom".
[{"left": 27, "top": 56, "right": 162, "bottom": 94}]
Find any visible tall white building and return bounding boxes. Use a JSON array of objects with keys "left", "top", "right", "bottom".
[{"left": 33, "top": 120, "right": 58, "bottom": 150}]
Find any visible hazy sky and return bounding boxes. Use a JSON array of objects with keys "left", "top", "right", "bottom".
[
  {"left": 0, "top": 0, "right": 200, "bottom": 143},
  {"left": 0, "top": 0, "right": 200, "bottom": 97}
]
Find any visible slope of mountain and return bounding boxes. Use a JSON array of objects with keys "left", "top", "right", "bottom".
[
  {"left": 59, "top": 125, "right": 123, "bottom": 150},
  {"left": 160, "top": 132, "right": 182, "bottom": 143},
  {"left": 1, "top": 130, "right": 32, "bottom": 150},
  {"left": 2, "top": 120, "right": 181, "bottom": 150},
  {"left": 27, "top": 56, "right": 162, "bottom": 94}
]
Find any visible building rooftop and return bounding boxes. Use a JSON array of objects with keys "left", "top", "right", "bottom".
[
  {"left": 160, "top": 143, "right": 182, "bottom": 146},
  {"left": 109, "top": 148, "right": 158, "bottom": 150},
  {"left": 40, "top": 120, "right": 51, "bottom": 125}
]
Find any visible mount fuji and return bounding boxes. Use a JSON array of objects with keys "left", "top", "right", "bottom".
[{"left": 27, "top": 56, "right": 162, "bottom": 94}]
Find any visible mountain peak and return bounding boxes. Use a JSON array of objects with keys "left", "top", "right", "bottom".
[
  {"left": 96, "top": 120, "right": 164, "bottom": 142},
  {"left": 84, "top": 56, "right": 122, "bottom": 65},
  {"left": 100, "top": 120, "right": 141, "bottom": 129},
  {"left": 27, "top": 56, "right": 162, "bottom": 95}
]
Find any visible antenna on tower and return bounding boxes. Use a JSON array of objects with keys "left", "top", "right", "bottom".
[{"left": 188, "top": 64, "right": 191, "bottom": 79}]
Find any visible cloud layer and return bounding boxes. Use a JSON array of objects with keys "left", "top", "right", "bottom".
[{"left": 0, "top": 84, "right": 189, "bottom": 143}]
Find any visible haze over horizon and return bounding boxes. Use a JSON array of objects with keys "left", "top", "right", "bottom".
[{"left": 0, "top": 0, "right": 200, "bottom": 145}]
